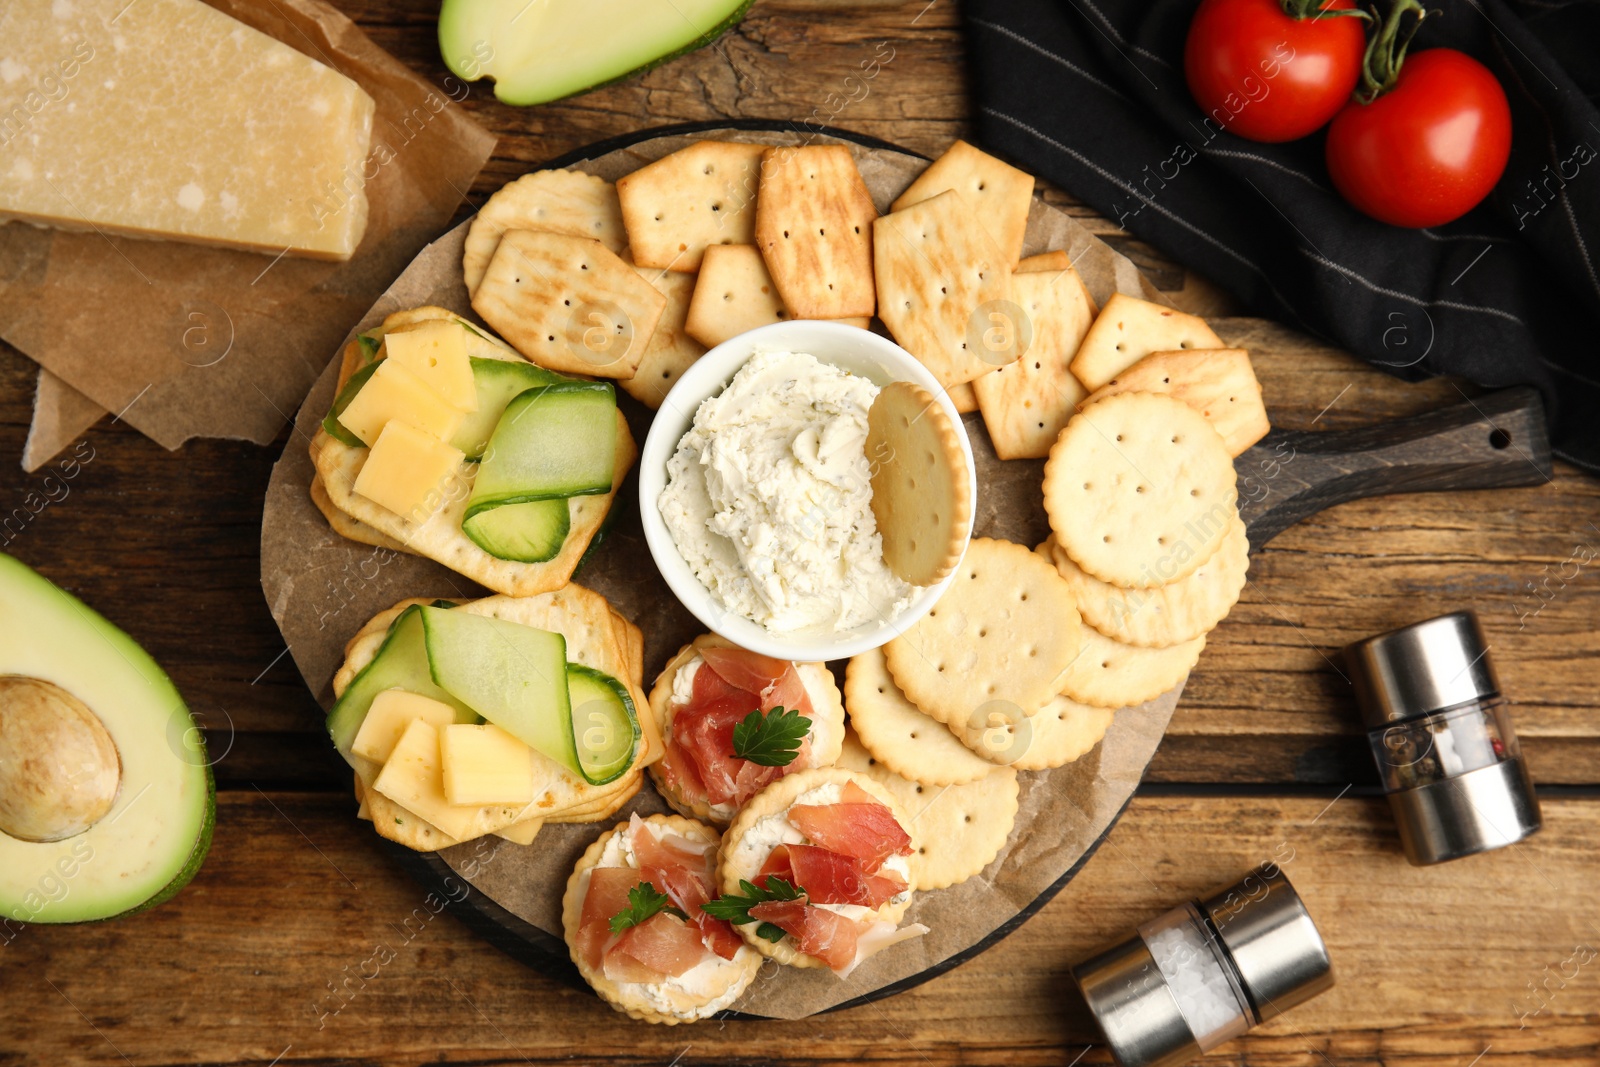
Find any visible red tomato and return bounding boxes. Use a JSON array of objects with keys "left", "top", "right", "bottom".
[
  {"left": 1184, "top": 0, "right": 1368, "bottom": 143},
  {"left": 1326, "top": 48, "right": 1512, "bottom": 228}
]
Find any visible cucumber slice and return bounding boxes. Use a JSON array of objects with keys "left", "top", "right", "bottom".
[
  {"left": 567, "top": 665, "right": 640, "bottom": 785},
  {"left": 438, "top": 0, "right": 755, "bottom": 107},
  {"left": 356, "top": 333, "right": 380, "bottom": 362},
  {"left": 450, "top": 358, "right": 566, "bottom": 460},
  {"left": 468, "top": 381, "right": 617, "bottom": 516},
  {"left": 324, "top": 606, "right": 477, "bottom": 763},
  {"left": 322, "top": 360, "right": 380, "bottom": 447},
  {"left": 461, "top": 498, "right": 571, "bottom": 563},
  {"left": 417, "top": 605, "right": 579, "bottom": 776}
]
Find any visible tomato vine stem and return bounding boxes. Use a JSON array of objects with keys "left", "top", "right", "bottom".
[{"left": 1354, "top": 0, "right": 1434, "bottom": 103}]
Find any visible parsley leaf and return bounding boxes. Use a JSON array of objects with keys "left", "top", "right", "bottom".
[
  {"left": 730, "top": 706, "right": 809, "bottom": 767},
  {"left": 701, "top": 877, "right": 805, "bottom": 943},
  {"left": 609, "top": 881, "right": 687, "bottom": 934}
]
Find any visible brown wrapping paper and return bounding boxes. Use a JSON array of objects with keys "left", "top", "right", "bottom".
[
  {"left": 261, "top": 130, "right": 1178, "bottom": 1019},
  {"left": 0, "top": 0, "right": 497, "bottom": 463}
]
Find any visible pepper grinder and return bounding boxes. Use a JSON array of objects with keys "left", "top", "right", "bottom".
[
  {"left": 1071, "top": 863, "right": 1334, "bottom": 1067},
  {"left": 1344, "top": 610, "right": 1542, "bottom": 865}
]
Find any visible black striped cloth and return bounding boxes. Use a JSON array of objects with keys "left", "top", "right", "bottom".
[{"left": 963, "top": 0, "right": 1600, "bottom": 472}]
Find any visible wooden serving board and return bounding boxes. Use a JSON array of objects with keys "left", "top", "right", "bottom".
[{"left": 258, "top": 123, "right": 1552, "bottom": 1020}]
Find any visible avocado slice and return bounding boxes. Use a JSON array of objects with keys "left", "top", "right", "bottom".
[
  {"left": 0, "top": 554, "right": 213, "bottom": 923},
  {"left": 439, "top": 0, "right": 755, "bottom": 107}
]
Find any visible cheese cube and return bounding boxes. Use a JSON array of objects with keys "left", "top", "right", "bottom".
[
  {"left": 440, "top": 724, "right": 537, "bottom": 807},
  {"left": 339, "top": 360, "right": 467, "bottom": 447},
  {"left": 371, "top": 719, "right": 484, "bottom": 841},
  {"left": 351, "top": 689, "right": 459, "bottom": 764},
  {"left": 384, "top": 323, "right": 478, "bottom": 412},
  {"left": 352, "top": 420, "right": 465, "bottom": 521},
  {"left": 0, "top": 0, "right": 374, "bottom": 261}
]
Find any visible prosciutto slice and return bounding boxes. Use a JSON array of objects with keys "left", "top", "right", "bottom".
[
  {"left": 576, "top": 821, "right": 746, "bottom": 982},
  {"left": 749, "top": 899, "right": 861, "bottom": 973},
  {"left": 658, "top": 646, "right": 817, "bottom": 809},
  {"left": 758, "top": 844, "right": 906, "bottom": 908},
  {"left": 787, "top": 781, "right": 913, "bottom": 874}
]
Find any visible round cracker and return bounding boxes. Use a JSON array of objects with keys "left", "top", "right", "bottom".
[
  {"left": 1043, "top": 392, "right": 1237, "bottom": 588},
  {"left": 844, "top": 645, "right": 995, "bottom": 786},
  {"left": 719, "top": 768, "right": 916, "bottom": 969},
  {"left": 646, "top": 634, "right": 846, "bottom": 827},
  {"left": 883, "top": 538, "right": 1082, "bottom": 725},
  {"left": 836, "top": 730, "right": 1018, "bottom": 890},
  {"left": 953, "top": 693, "right": 1115, "bottom": 771},
  {"left": 867, "top": 380, "right": 972, "bottom": 587},
  {"left": 562, "top": 814, "right": 761, "bottom": 1024},
  {"left": 1058, "top": 626, "right": 1205, "bottom": 709},
  {"left": 462, "top": 169, "right": 627, "bottom": 294},
  {"left": 1049, "top": 512, "right": 1249, "bottom": 647}
]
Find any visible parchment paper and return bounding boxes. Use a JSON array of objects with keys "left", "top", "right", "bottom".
[
  {"left": 261, "top": 130, "right": 1178, "bottom": 1019},
  {"left": 0, "top": 0, "right": 497, "bottom": 463}
]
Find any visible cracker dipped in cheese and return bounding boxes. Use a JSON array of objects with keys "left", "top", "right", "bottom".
[
  {"left": 327, "top": 587, "right": 655, "bottom": 851},
  {"left": 310, "top": 307, "right": 634, "bottom": 597},
  {"left": 647, "top": 634, "right": 846, "bottom": 827},
  {"left": 715, "top": 768, "right": 926, "bottom": 976},
  {"left": 563, "top": 814, "right": 760, "bottom": 1024}
]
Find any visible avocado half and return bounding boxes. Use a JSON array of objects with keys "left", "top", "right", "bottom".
[
  {"left": 0, "top": 554, "right": 214, "bottom": 923},
  {"left": 438, "top": 0, "right": 755, "bottom": 107}
]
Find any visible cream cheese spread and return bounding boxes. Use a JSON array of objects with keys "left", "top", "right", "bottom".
[{"left": 659, "top": 350, "right": 917, "bottom": 633}]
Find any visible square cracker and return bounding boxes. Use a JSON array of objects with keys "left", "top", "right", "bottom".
[
  {"left": 754, "top": 145, "right": 878, "bottom": 319},
  {"left": 616, "top": 140, "right": 767, "bottom": 272},
  {"left": 875, "top": 189, "right": 1013, "bottom": 389},
  {"left": 462, "top": 169, "right": 627, "bottom": 295},
  {"left": 620, "top": 259, "right": 705, "bottom": 409},
  {"left": 1069, "top": 293, "right": 1225, "bottom": 392},
  {"left": 948, "top": 381, "right": 978, "bottom": 414},
  {"left": 311, "top": 412, "right": 636, "bottom": 598},
  {"left": 892, "top": 140, "right": 1034, "bottom": 266},
  {"left": 1018, "top": 250, "right": 1071, "bottom": 274},
  {"left": 972, "top": 268, "right": 1096, "bottom": 460},
  {"left": 332, "top": 586, "right": 649, "bottom": 841},
  {"left": 1081, "top": 347, "right": 1270, "bottom": 456},
  {"left": 684, "top": 244, "right": 786, "bottom": 349},
  {"left": 471, "top": 229, "right": 667, "bottom": 380}
]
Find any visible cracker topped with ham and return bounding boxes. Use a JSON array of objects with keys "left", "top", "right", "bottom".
[
  {"left": 647, "top": 634, "right": 846, "bottom": 826},
  {"left": 714, "top": 768, "right": 926, "bottom": 975},
  {"left": 562, "top": 814, "right": 761, "bottom": 1024}
]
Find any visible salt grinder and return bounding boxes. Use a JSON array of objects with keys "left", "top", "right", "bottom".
[
  {"left": 1344, "top": 610, "right": 1541, "bottom": 865},
  {"left": 1071, "top": 864, "right": 1333, "bottom": 1067}
]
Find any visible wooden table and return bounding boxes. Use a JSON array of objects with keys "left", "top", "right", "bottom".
[{"left": 3, "top": 2, "right": 1597, "bottom": 1063}]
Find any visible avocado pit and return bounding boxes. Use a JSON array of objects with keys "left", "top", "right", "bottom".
[{"left": 0, "top": 676, "right": 121, "bottom": 843}]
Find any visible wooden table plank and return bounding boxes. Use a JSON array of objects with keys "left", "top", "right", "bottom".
[{"left": 3, "top": 792, "right": 1595, "bottom": 1065}]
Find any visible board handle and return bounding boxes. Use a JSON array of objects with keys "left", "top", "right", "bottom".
[{"left": 1237, "top": 386, "right": 1552, "bottom": 550}]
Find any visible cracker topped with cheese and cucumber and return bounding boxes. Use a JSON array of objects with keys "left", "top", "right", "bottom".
[
  {"left": 329, "top": 585, "right": 657, "bottom": 852},
  {"left": 309, "top": 306, "right": 634, "bottom": 597}
]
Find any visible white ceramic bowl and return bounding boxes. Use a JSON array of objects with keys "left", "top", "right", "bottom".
[{"left": 638, "top": 320, "right": 977, "bottom": 662}]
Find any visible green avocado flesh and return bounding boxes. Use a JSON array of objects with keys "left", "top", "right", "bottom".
[
  {"left": 438, "top": 0, "right": 756, "bottom": 106},
  {"left": 0, "top": 554, "right": 214, "bottom": 924}
]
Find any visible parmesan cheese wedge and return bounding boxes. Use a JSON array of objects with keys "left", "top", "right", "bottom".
[{"left": 0, "top": 0, "right": 376, "bottom": 261}]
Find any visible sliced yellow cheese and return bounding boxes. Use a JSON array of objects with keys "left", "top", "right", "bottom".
[
  {"left": 383, "top": 323, "right": 478, "bottom": 412},
  {"left": 352, "top": 420, "right": 465, "bottom": 520},
  {"left": 440, "top": 724, "right": 536, "bottom": 807},
  {"left": 370, "top": 719, "right": 484, "bottom": 841},
  {"left": 339, "top": 361, "right": 467, "bottom": 447},
  {"left": 351, "top": 689, "right": 459, "bottom": 764},
  {"left": 0, "top": 0, "right": 375, "bottom": 261}
]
